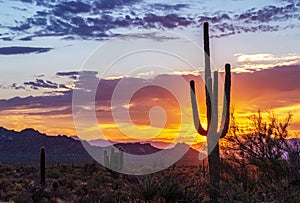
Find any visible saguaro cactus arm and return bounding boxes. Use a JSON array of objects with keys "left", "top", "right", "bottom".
[
  {"left": 190, "top": 80, "right": 207, "bottom": 135},
  {"left": 218, "top": 64, "right": 231, "bottom": 138},
  {"left": 204, "top": 22, "right": 211, "bottom": 81},
  {"left": 211, "top": 71, "right": 219, "bottom": 132},
  {"left": 204, "top": 22, "right": 212, "bottom": 129}
]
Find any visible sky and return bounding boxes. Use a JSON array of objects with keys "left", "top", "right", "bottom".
[{"left": 0, "top": 0, "right": 300, "bottom": 144}]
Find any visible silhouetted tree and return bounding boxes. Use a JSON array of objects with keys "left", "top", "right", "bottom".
[{"left": 222, "top": 111, "right": 300, "bottom": 201}]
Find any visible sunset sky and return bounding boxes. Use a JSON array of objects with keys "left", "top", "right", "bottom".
[{"left": 0, "top": 0, "right": 300, "bottom": 144}]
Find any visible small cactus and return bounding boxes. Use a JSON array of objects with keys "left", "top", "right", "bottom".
[
  {"left": 104, "top": 147, "right": 124, "bottom": 172},
  {"left": 40, "top": 147, "right": 46, "bottom": 187}
]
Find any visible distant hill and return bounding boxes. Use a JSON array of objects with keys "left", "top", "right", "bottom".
[
  {"left": 88, "top": 138, "right": 116, "bottom": 147},
  {"left": 114, "top": 142, "right": 161, "bottom": 155},
  {"left": 0, "top": 127, "right": 95, "bottom": 164},
  {"left": 0, "top": 126, "right": 202, "bottom": 166}
]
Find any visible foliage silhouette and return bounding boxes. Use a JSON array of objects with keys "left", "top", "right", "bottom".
[{"left": 221, "top": 111, "right": 300, "bottom": 202}]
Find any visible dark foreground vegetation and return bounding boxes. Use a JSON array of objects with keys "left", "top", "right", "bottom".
[{"left": 0, "top": 112, "right": 299, "bottom": 202}]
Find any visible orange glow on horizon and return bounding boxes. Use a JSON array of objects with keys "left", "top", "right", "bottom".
[{"left": 0, "top": 70, "right": 299, "bottom": 142}]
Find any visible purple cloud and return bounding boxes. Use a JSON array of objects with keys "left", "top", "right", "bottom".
[
  {"left": 0, "top": 46, "right": 53, "bottom": 55},
  {"left": 24, "top": 79, "right": 69, "bottom": 90},
  {"left": 1, "top": 64, "right": 300, "bottom": 118},
  {"left": 0, "top": 1, "right": 299, "bottom": 41}
]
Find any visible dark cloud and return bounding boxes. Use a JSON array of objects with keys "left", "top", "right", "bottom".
[
  {"left": 0, "top": 46, "right": 52, "bottom": 55},
  {"left": 143, "top": 13, "right": 193, "bottom": 29},
  {"left": 197, "top": 3, "right": 300, "bottom": 38},
  {"left": 211, "top": 23, "right": 284, "bottom": 38},
  {"left": 1, "top": 0, "right": 299, "bottom": 40},
  {"left": 119, "top": 32, "right": 179, "bottom": 41},
  {"left": 56, "top": 70, "right": 99, "bottom": 82},
  {"left": 11, "top": 83, "right": 25, "bottom": 90},
  {"left": 3, "top": 0, "right": 194, "bottom": 41},
  {"left": 53, "top": 1, "right": 92, "bottom": 17},
  {"left": 56, "top": 71, "right": 80, "bottom": 77},
  {"left": 197, "top": 3, "right": 299, "bottom": 25},
  {"left": 34, "top": 74, "right": 45, "bottom": 78},
  {"left": 24, "top": 79, "right": 69, "bottom": 90},
  {"left": 19, "top": 0, "right": 34, "bottom": 3},
  {"left": 198, "top": 14, "right": 231, "bottom": 24},
  {"left": 236, "top": 4, "right": 299, "bottom": 23},
  {"left": 150, "top": 3, "right": 189, "bottom": 11},
  {"left": 19, "top": 36, "right": 33, "bottom": 41},
  {"left": 0, "top": 91, "right": 73, "bottom": 112},
  {"left": 93, "top": 0, "right": 141, "bottom": 10},
  {"left": 12, "top": 7, "right": 27, "bottom": 11},
  {"left": 0, "top": 37, "right": 13, "bottom": 41}
]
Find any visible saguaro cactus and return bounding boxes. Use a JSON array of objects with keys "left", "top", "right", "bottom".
[
  {"left": 40, "top": 147, "right": 46, "bottom": 187},
  {"left": 104, "top": 147, "right": 124, "bottom": 172},
  {"left": 190, "top": 22, "right": 231, "bottom": 202}
]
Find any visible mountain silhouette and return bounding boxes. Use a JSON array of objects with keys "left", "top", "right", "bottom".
[
  {"left": 0, "top": 127, "right": 94, "bottom": 164},
  {"left": 0, "top": 126, "right": 202, "bottom": 165}
]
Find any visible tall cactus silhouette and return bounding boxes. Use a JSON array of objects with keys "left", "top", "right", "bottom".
[
  {"left": 40, "top": 147, "right": 46, "bottom": 187},
  {"left": 190, "top": 22, "right": 231, "bottom": 202}
]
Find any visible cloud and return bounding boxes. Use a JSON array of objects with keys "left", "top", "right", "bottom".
[
  {"left": 0, "top": 93, "right": 70, "bottom": 112},
  {"left": 1, "top": 0, "right": 299, "bottom": 41},
  {"left": 236, "top": 4, "right": 299, "bottom": 23},
  {"left": 24, "top": 79, "right": 69, "bottom": 90},
  {"left": 0, "top": 71, "right": 186, "bottom": 118},
  {"left": 11, "top": 83, "right": 25, "bottom": 90},
  {"left": 93, "top": 0, "right": 141, "bottom": 10},
  {"left": 74, "top": 71, "right": 99, "bottom": 91},
  {"left": 233, "top": 64, "right": 300, "bottom": 93},
  {"left": 210, "top": 23, "right": 290, "bottom": 38},
  {"left": 0, "top": 46, "right": 52, "bottom": 55},
  {"left": 0, "top": 37, "right": 13, "bottom": 41},
  {"left": 56, "top": 71, "right": 80, "bottom": 77},
  {"left": 143, "top": 13, "right": 193, "bottom": 29},
  {"left": 1, "top": 0, "right": 194, "bottom": 41},
  {"left": 53, "top": 1, "right": 92, "bottom": 17},
  {"left": 19, "top": 36, "right": 33, "bottom": 41},
  {"left": 1, "top": 65, "right": 300, "bottom": 138},
  {"left": 150, "top": 3, "right": 189, "bottom": 11},
  {"left": 234, "top": 53, "right": 300, "bottom": 72},
  {"left": 56, "top": 71, "right": 80, "bottom": 80},
  {"left": 229, "top": 64, "right": 300, "bottom": 118},
  {"left": 26, "top": 107, "right": 72, "bottom": 116},
  {"left": 117, "top": 32, "right": 179, "bottom": 42},
  {"left": 199, "top": 3, "right": 300, "bottom": 38},
  {"left": 198, "top": 14, "right": 231, "bottom": 24},
  {"left": 4, "top": 63, "right": 300, "bottom": 115}
]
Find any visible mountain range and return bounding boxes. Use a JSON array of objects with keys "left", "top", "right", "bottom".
[{"left": 0, "top": 126, "right": 202, "bottom": 166}]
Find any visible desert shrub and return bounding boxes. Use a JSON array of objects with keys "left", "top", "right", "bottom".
[
  {"left": 128, "top": 175, "right": 160, "bottom": 202},
  {"left": 221, "top": 111, "right": 300, "bottom": 202},
  {"left": 159, "top": 174, "right": 183, "bottom": 203}
]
